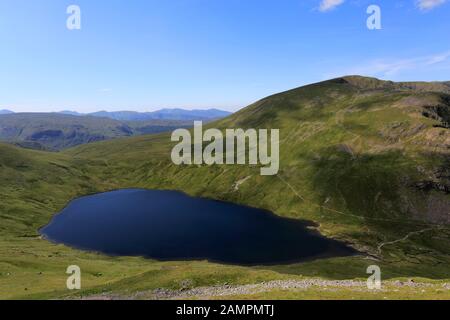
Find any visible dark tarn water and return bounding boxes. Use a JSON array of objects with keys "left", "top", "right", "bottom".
[{"left": 41, "top": 189, "right": 355, "bottom": 265}]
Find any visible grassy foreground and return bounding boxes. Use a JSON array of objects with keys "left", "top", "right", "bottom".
[{"left": 1, "top": 76, "right": 449, "bottom": 299}]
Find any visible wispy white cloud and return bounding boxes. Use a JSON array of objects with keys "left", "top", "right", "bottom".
[
  {"left": 98, "top": 88, "right": 113, "bottom": 93},
  {"left": 319, "top": 0, "right": 345, "bottom": 12},
  {"left": 425, "top": 51, "right": 450, "bottom": 65},
  {"left": 416, "top": 0, "right": 447, "bottom": 10},
  {"left": 324, "top": 51, "right": 450, "bottom": 79}
]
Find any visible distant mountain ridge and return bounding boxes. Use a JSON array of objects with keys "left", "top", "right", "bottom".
[
  {"left": 59, "top": 110, "right": 83, "bottom": 116},
  {"left": 2, "top": 108, "right": 232, "bottom": 121},
  {"left": 0, "top": 108, "right": 231, "bottom": 151},
  {"left": 89, "top": 108, "right": 231, "bottom": 121}
]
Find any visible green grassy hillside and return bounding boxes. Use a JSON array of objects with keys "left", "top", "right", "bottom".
[{"left": 1, "top": 76, "right": 449, "bottom": 299}]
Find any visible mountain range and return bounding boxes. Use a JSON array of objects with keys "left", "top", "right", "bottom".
[
  {"left": 0, "top": 108, "right": 231, "bottom": 151},
  {"left": 0, "top": 113, "right": 194, "bottom": 151},
  {"left": 50, "top": 108, "right": 231, "bottom": 121}
]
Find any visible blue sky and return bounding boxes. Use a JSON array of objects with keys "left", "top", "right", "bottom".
[{"left": 0, "top": 0, "right": 449, "bottom": 113}]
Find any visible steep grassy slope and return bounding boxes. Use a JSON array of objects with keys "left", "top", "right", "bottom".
[
  {"left": 0, "top": 113, "right": 191, "bottom": 151},
  {"left": 1, "top": 76, "right": 449, "bottom": 299}
]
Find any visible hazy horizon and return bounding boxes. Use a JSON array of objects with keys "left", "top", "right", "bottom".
[
  {"left": 0, "top": 106, "right": 236, "bottom": 114},
  {"left": 3, "top": 73, "right": 450, "bottom": 114}
]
